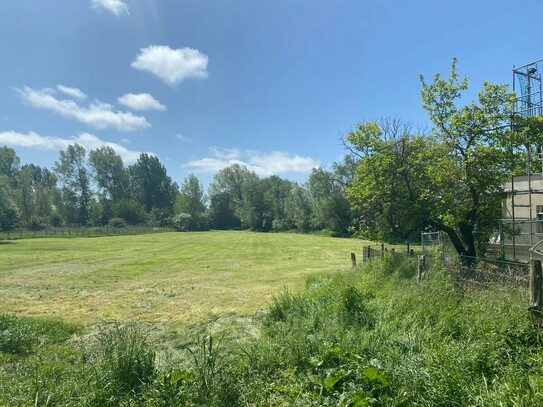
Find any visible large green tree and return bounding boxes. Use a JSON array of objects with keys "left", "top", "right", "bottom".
[
  {"left": 239, "top": 177, "right": 273, "bottom": 231},
  {"left": 128, "top": 153, "right": 178, "bottom": 218},
  {"left": 346, "top": 120, "right": 437, "bottom": 242},
  {"left": 54, "top": 144, "right": 92, "bottom": 225},
  {"left": 347, "top": 61, "right": 518, "bottom": 257},
  {"left": 0, "top": 174, "right": 19, "bottom": 231},
  {"left": 208, "top": 164, "right": 258, "bottom": 225},
  {"left": 308, "top": 158, "right": 354, "bottom": 236},
  {"left": 419, "top": 60, "right": 516, "bottom": 257},
  {"left": 284, "top": 183, "right": 313, "bottom": 232},
  {"left": 14, "top": 164, "right": 57, "bottom": 227},
  {"left": 0, "top": 146, "right": 20, "bottom": 186},
  {"left": 89, "top": 146, "right": 128, "bottom": 203},
  {"left": 174, "top": 173, "right": 208, "bottom": 230}
]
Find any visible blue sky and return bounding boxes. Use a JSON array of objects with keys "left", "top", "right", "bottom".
[{"left": 1, "top": 0, "right": 543, "bottom": 189}]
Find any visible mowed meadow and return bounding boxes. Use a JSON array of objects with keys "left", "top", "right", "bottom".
[
  {"left": 0, "top": 231, "right": 364, "bottom": 324},
  {"left": 3, "top": 231, "right": 543, "bottom": 406}
]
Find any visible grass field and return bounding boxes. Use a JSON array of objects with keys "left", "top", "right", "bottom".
[
  {"left": 3, "top": 232, "right": 543, "bottom": 406},
  {"left": 0, "top": 231, "right": 366, "bottom": 325}
]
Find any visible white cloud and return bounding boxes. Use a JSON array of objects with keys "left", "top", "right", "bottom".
[
  {"left": 184, "top": 148, "right": 320, "bottom": 177},
  {"left": 56, "top": 85, "right": 87, "bottom": 100},
  {"left": 18, "top": 86, "right": 149, "bottom": 132},
  {"left": 131, "top": 45, "right": 209, "bottom": 86},
  {"left": 0, "top": 130, "right": 145, "bottom": 163},
  {"left": 176, "top": 134, "right": 194, "bottom": 142},
  {"left": 118, "top": 93, "right": 166, "bottom": 111},
  {"left": 90, "top": 0, "right": 129, "bottom": 16}
]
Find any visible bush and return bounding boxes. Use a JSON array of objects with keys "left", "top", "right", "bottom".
[
  {"left": 172, "top": 213, "right": 192, "bottom": 231},
  {"left": 112, "top": 200, "right": 147, "bottom": 225},
  {"left": 50, "top": 212, "right": 63, "bottom": 227},
  {"left": 89, "top": 324, "right": 156, "bottom": 402},
  {"left": 26, "top": 215, "right": 48, "bottom": 231},
  {"left": 0, "top": 314, "right": 36, "bottom": 354},
  {"left": 108, "top": 217, "right": 127, "bottom": 228}
]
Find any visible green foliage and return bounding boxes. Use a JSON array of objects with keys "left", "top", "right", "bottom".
[
  {"left": 175, "top": 173, "right": 208, "bottom": 230},
  {"left": 0, "top": 174, "right": 20, "bottom": 231},
  {"left": 0, "top": 314, "right": 36, "bottom": 354},
  {"left": 172, "top": 212, "right": 193, "bottom": 231},
  {"left": 347, "top": 61, "right": 519, "bottom": 256},
  {"left": 26, "top": 215, "right": 48, "bottom": 231},
  {"left": 108, "top": 217, "right": 127, "bottom": 228},
  {"left": 88, "top": 324, "right": 156, "bottom": 403},
  {"left": 346, "top": 118, "right": 437, "bottom": 242},
  {"left": 128, "top": 153, "right": 178, "bottom": 214},
  {"left": 88, "top": 146, "right": 128, "bottom": 203},
  {"left": 54, "top": 143, "right": 92, "bottom": 226},
  {"left": 308, "top": 159, "right": 354, "bottom": 236},
  {"left": 112, "top": 198, "right": 147, "bottom": 224},
  {"left": 419, "top": 59, "right": 516, "bottom": 256},
  {"left": 0, "top": 145, "right": 20, "bottom": 184},
  {"left": 284, "top": 183, "right": 313, "bottom": 232}
]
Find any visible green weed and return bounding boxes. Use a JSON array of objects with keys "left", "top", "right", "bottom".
[
  {"left": 87, "top": 323, "right": 156, "bottom": 404},
  {"left": 0, "top": 314, "right": 36, "bottom": 354}
]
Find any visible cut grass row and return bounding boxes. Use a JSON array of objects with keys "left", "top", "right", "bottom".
[{"left": 0, "top": 230, "right": 370, "bottom": 324}]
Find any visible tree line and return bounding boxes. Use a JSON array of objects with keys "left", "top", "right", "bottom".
[
  {"left": 0, "top": 145, "right": 359, "bottom": 236},
  {"left": 2, "top": 60, "right": 542, "bottom": 257}
]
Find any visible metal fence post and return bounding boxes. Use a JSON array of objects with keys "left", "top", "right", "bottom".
[
  {"left": 530, "top": 259, "right": 543, "bottom": 309},
  {"left": 417, "top": 255, "right": 426, "bottom": 283}
]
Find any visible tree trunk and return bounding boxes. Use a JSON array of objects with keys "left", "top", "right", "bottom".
[{"left": 431, "top": 222, "right": 476, "bottom": 267}]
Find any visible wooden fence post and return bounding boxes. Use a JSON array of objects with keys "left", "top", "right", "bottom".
[
  {"left": 417, "top": 255, "right": 426, "bottom": 283},
  {"left": 530, "top": 259, "right": 543, "bottom": 309},
  {"left": 351, "top": 252, "right": 357, "bottom": 267}
]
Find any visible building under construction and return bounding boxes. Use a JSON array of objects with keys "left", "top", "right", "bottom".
[{"left": 498, "top": 58, "right": 543, "bottom": 262}]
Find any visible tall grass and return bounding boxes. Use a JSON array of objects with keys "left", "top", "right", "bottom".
[{"left": 87, "top": 324, "right": 156, "bottom": 404}]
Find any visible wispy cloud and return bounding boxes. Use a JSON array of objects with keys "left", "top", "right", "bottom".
[
  {"left": 90, "top": 0, "right": 129, "bottom": 16},
  {"left": 17, "top": 86, "right": 149, "bottom": 132},
  {"left": 131, "top": 45, "right": 209, "bottom": 86},
  {"left": 0, "top": 130, "right": 145, "bottom": 163},
  {"left": 118, "top": 93, "right": 166, "bottom": 111},
  {"left": 184, "top": 147, "right": 320, "bottom": 177},
  {"left": 176, "top": 134, "right": 193, "bottom": 142},
  {"left": 57, "top": 85, "right": 87, "bottom": 100}
]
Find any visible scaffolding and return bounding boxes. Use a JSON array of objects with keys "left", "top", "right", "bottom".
[
  {"left": 500, "top": 59, "right": 543, "bottom": 262},
  {"left": 501, "top": 164, "right": 543, "bottom": 262},
  {"left": 513, "top": 58, "right": 543, "bottom": 117}
]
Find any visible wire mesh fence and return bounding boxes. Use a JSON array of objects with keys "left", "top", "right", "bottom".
[
  {"left": 355, "top": 234, "right": 541, "bottom": 320},
  {"left": 445, "top": 255, "right": 530, "bottom": 291}
]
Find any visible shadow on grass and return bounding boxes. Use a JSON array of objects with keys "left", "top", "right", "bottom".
[{"left": 0, "top": 241, "right": 15, "bottom": 245}]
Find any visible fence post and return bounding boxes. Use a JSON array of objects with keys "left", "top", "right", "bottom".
[
  {"left": 363, "top": 246, "right": 371, "bottom": 263},
  {"left": 351, "top": 252, "right": 357, "bottom": 267},
  {"left": 417, "top": 255, "right": 426, "bottom": 283},
  {"left": 530, "top": 259, "right": 543, "bottom": 309}
]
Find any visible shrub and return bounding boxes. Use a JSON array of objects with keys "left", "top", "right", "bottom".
[
  {"left": 89, "top": 324, "right": 156, "bottom": 402},
  {"left": 26, "top": 215, "right": 48, "bottom": 231},
  {"left": 0, "top": 314, "right": 36, "bottom": 354},
  {"left": 172, "top": 213, "right": 192, "bottom": 231},
  {"left": 50, "top": 212, "right": 63, "bottom": 227},
  {"left": 108, "top": 217, "right": 127, "bottom": 228}
]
